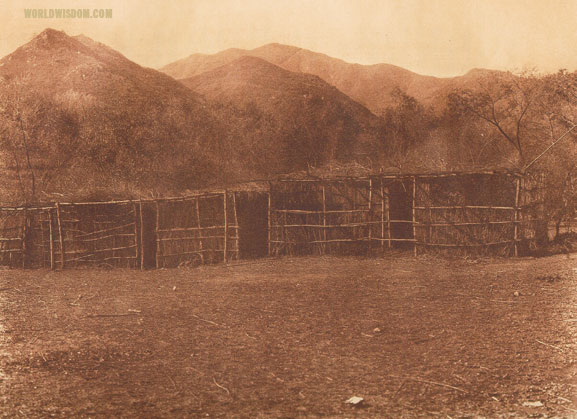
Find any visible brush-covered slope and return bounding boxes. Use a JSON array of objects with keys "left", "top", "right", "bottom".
[
  {"left": 181, "top": 56, "right": 385, "bottom": 166},
  {"left": 0, "top": 29, "right": 236, "bottom": 202}
]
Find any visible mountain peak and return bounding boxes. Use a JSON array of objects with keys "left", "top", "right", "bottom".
[{"left": 30, "top": 28, "right": 75, "bottom": 48}]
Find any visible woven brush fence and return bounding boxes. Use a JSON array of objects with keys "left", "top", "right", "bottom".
[
  {"left": 270, "top": 172, "right": 526, "bottom": 257},
  {"left": 269, "top": 179, "right": 377, "bottom": 256},
  {"left": 0, "top": 191, "right": 240, "bottom": 269},
  {"left": 0, "top": 207, "right": 28, "bottom": 267},
  {"left": 154, "top": 193, "right": 239, "bottom": 268},
  {"left": 413, "top": 173, "right": 521, "bottom": 256},
  {"left": 55, "top": 202, "right": 140, "bottom": 268}
]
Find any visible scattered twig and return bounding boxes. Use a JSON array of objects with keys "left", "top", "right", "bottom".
[
  {"left": 561, "top": 405, "right": 577, "bottom": 414},
  {"left": 213, "top": 377, "right": 230, "bottom": 395},
  {"left": 387, "top": 375, "right": 467, "bottom": 393},
  {"left": 85, "top": 313, "right": 139, "bottom": 318},
  {"left": 70, "top": 294, "right": 83, "bottom": 306},
  {"left": 558, "top": 396, "right": 573, "bottom": 403},
  {"left": 270, "top": 372, "right": 284, "bottom": 382},
  {"left": 244, "top": 332, "right": 257, "bottom": 340},
  {"left": 166, "top": 374, "right": 178, "bottom": 391},
  {"left": 393, "top": 379, "right": 407, "bottom": 397},
  {"left": 192, "top": 314, "right": 224, "bottom": 327},
  {"left": 536, "top": 339, "right": 564, "bottom": 352}
]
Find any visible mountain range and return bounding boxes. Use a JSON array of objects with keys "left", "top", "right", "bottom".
[
  {"left": 161, "top": 43, "right": 500, "bottom": 115},
  {"left": 0, "top": 28, "right": 504, "bottom": 203}
]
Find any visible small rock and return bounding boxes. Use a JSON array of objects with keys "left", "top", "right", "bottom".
[
  {"left": 345, "top": 396, "right": 364, "bottom": 406},
  {"left": 373, "top": 327, "right": 381, "bottom": 333},
  {"left": 172, "top": 286, "right": 177, "bottom": 291},
  {"left": 513, "top": 291, "right": 520, "bottom": 297}
]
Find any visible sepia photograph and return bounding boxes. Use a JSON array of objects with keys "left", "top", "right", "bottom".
[{"left": 0, "top": 0, "right": 576, "bottom": 417}]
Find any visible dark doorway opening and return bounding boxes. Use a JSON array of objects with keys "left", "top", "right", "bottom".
[
  {"left": 140, "top": 203, "right": 157, "bottom": 269},
  {"left": 388, "top": 180, "right": 413, "bottom": 248},
  {"left": 236, "top": 192, "right": 269, "bottom": 259}
]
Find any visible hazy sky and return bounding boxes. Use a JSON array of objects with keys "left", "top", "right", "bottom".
[{"left": 1, "top": 0, "right": 577, "bottom": 77}]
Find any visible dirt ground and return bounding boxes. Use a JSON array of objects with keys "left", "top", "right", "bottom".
[{"left": 1, "top": 254, "right": 576, "bottom": 418}]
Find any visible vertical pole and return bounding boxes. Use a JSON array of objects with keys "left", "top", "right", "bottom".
[
  {"left": 412, "top": 177, "right": 417, "bottom": 257},
  {"left": 40, "top": 211, "right": 45, "bottom": 268},
  {"left": 139, "top": 200, "right": 145, "bottom": 270},
  {"left": 232, "top": 192, "right": 239, "bottom": 261},
  {"left": 368, "top": 178, "right": 373, "bottom": 245},
  {"left": 322, "top": 184, "right": 327, "bottom": 255},
  {"left": 386, "top": 191, "right": 392, "bottom": 249},
  {"left": 267, "top": 184, "right": 272, "bottom": 257},
  {"left": 223, "top": 191, "right": 228, "bottom": 263},
  {"left": 514, "top": 177, "right": 521, "bottom": 257},
  {"left": 55, "top": 203, "right": 65, "bottom": 269},
  {"left": 195, "top": 197, "right": 205, "bottom": 264},
  {"left": 49, "top": 209, "right": 55, "bottom": 270},
  {"left": 155, "top": 200, "right": 160, "bottom": 269},
  {"left": 132, "top": 202, "right": 138, "bottom": 269},
  {"left": 380, "top": 180, "right": 385, "bottom": 251},
  {"left": 21, "top": 209, "right": 27, "bottom": 269}
]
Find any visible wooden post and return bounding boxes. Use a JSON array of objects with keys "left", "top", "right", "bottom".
[
  {"left": 223, "top": 191, "right": 228, "bottom": 263},
  {"left": 267, "top": 185, "right": 272, "bottom": 257},
  {"left": 139, "top": 200, "right": 145, "bottom": 270},
  {"left": 155, "top": 200, "right": 160, "bottom": 269},
  {"left": 322, "top": 184, "right": 327, "bottom": 255},
  {"left": 195, "top": 198, "right": 204, "bottom": 264},
  {"left": 55, "top": 203, "right": 65, "bottom": 269},
  {"left": 380, "top": 180, "right": 386, "bottom": 251},
  {"left": 49, "top": 209, "right": 55, "bottom": 270},
  {"left": 232, "top": 192, "right": 239, "bottom": 261},
  {"left": 368, "top": 178, "right": 373, "bottom": 244},
  {"left": 386, "top": 187, "right": 392, "bottom": 249},
  {"left": 412, "top": 177, "right": 418, "bottom": 257},
  {"left": 514, "top": 177, "right": 521, "bottom": 257},
  {"left": 21, "top": 210, "right": 27, "bottom": 269}
]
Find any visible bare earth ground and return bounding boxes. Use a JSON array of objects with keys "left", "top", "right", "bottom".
[{"left": 0, "top": 254, "right": 576, "bottom": 418}]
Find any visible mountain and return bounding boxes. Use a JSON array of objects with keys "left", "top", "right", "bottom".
[
  {"left": 0, "top": 29, "right": 236, "bottom": 203},
  {"left": 0, "top": 30, "right": 389, "bottom": 204},
  {"left": 161, "top": 43, "right": 502, "bottom": 115},
  {"left": 181, "top": 56, "right": 385, "bottom": 167}
]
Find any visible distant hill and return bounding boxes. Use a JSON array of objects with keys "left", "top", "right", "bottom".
[
  {"left": 161, "top": 43, "right": 502, "bottom": 115},
  {"left": 181, "top": 56, "right": 385, "bottom": 167},
  {"left": 0, "top": 30, "right": 387, "bottom": 204},
  {"left": 0, "top": 29, "right": 236, "bottom": 203}
]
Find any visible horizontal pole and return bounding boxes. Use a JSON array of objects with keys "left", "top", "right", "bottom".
[
  {"left": 157, "top": 235, "right": 225, "bottom": 242},
  {"left": 273, "top": 209, "right": 369, "bottom": 214},
  {"left": 75, "top": 223, "right": 136, "bottom": 238},
  {"left": 157, "top": 225, "right": 238, "bottom": 233},
  {"left": 79, "top": 233, "right": 136, "bottom": 242},
  {"left": 157, "top": 248, "right": 239, "bottom": 258},
  {"left": 0, "top": 248, "right": 23, "bottom": 253},
  {"left": 63, "top": 244, "right": 137, "bottom": 255},
  {"left": 65, "top": 254, "right": 138, "bottom": 263},
  {"left": 418, "top": 240, "right": 517, "bottom": 247},
  {"left": 414, "top": 206, "right": 516, "bottom": 210},
  {"left": 418, "top": 220, "right": 520, "bottom": 227}
]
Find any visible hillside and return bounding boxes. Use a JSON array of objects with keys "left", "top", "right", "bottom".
[
  {"left": 161, "top": 43, "right": 501, "bottom": 115},
  {"left": 181, "top": 56, "right": 385, "bottom": 166},
  {"left": 0, "top": 29, "right": 238, "bottom": 203},
  {"left": 0, "top": 30, "right": 388, "bottom": 204}
]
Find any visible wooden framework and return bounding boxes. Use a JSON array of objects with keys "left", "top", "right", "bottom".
[
  {"left": 154, "top": 191, "right": 239, "bottom": 268},
  {"left": 0, "top": 170, "right": 535, "bottom": 269},
  {"left": 269, "top": 171, "right": 527, "bottom": 257}
]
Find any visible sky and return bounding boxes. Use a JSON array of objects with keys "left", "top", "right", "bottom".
[{"left": 1, "top": 0, "right": 577, "bottom": 77}]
